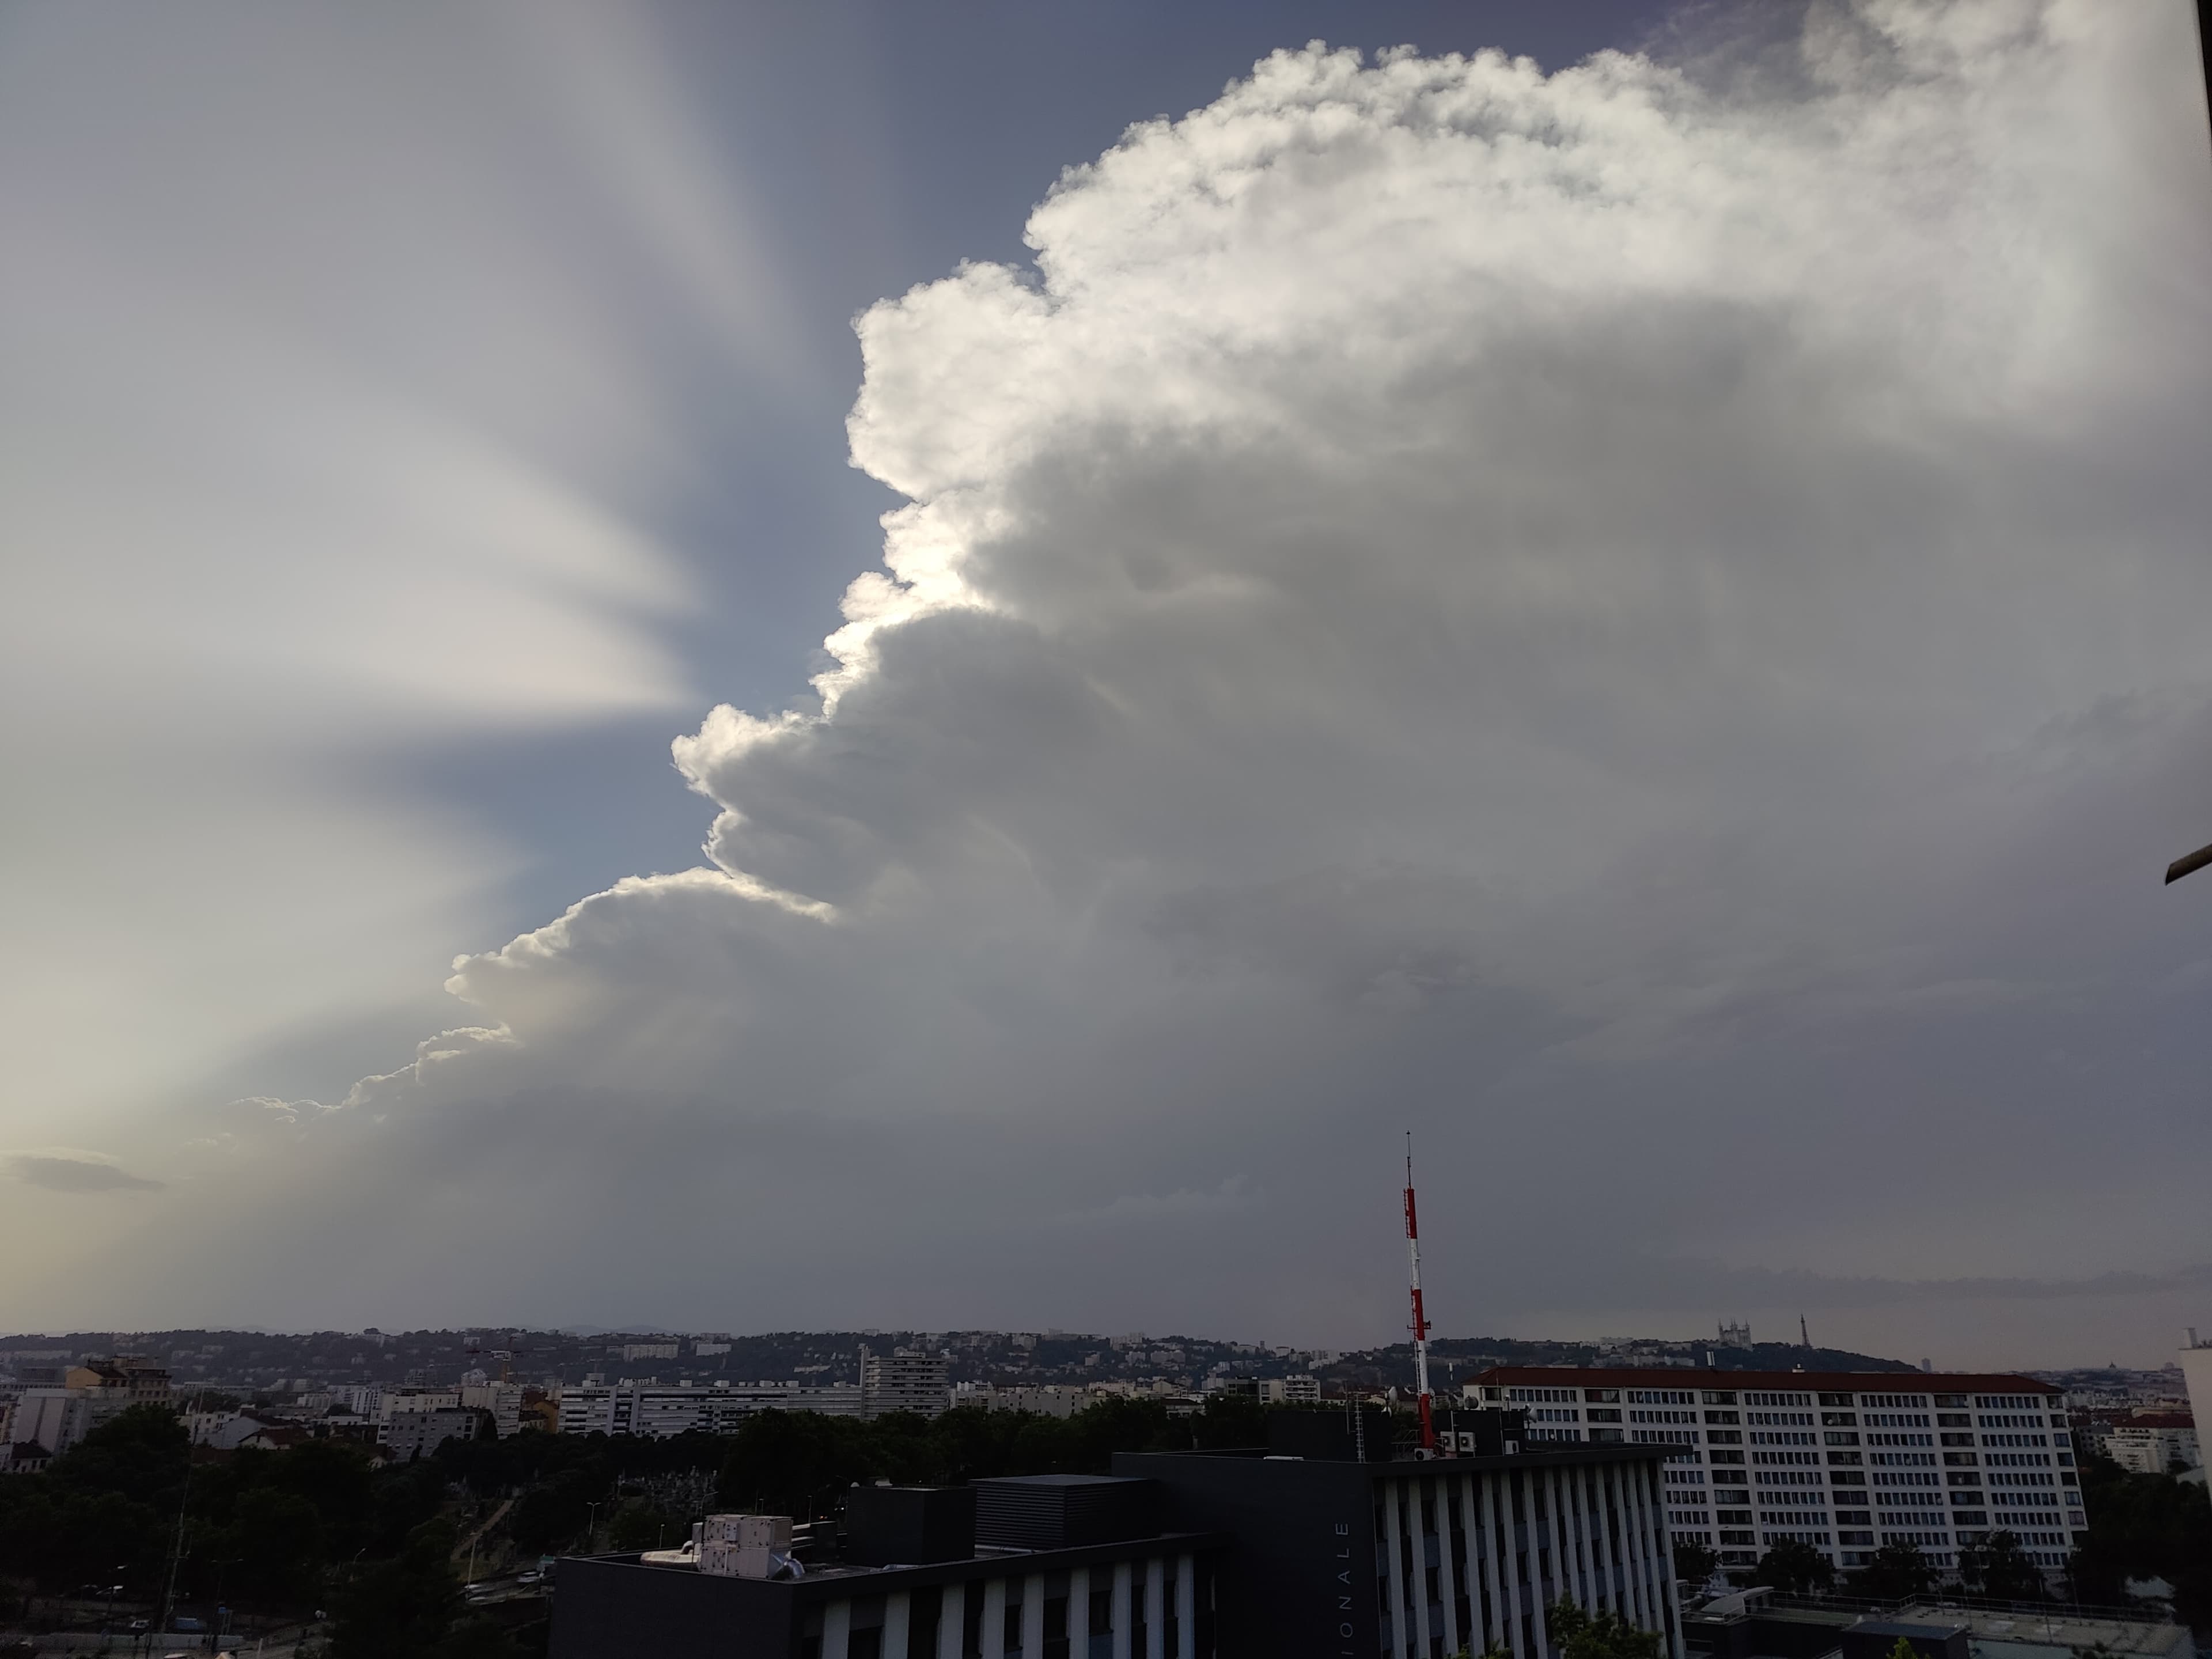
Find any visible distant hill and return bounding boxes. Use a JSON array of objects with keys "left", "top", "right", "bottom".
[
  {"left": 1316, "top": 1335, "right": 1916, "bottom": 1391},
  {"left": 0, "top": 1325, "right": 1915, "bottom": 1398}
]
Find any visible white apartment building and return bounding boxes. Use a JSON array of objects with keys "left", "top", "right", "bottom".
[
  {"left": 558, "top": 1381, "right": 866, "bottom": 1438},
  {"left": 861, "top": 1349, "right": 951, "bottom": 1417},
  {"left": 951, "top": 1384, "right": 1092, "bottom": 1418},
  {"left": 2175, "top": 1336, "right": 2212, "bottom": 1475},
  {"left": 379, "top": 1388, "right": 461, "bottom": 1419},
  {"left": 2097, "top": 1414, "right": 2200, "bottom": 1475},
  {"left": 460, "top": 1382, "right": 524, "bottom": 1438},
  {"left": 1474, "top": 1368, "right": 2082, "bottom": 1577},
  {"left": 329, "top": 1384, "right": 382, "bottom": 1417},
  {"left": 10, "top": 1388, "right": 126, "bottom": 1456},
  {"left": 383, "top": 1407, "right": 481, "bottom": 1460}
]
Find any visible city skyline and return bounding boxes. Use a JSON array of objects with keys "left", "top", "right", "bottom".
[{"left": 4, "top": 0, "right": 2211, "bottom": 1367}]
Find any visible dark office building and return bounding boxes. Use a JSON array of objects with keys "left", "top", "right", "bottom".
[{"left": 548, "top": 1414, "right": 1681, "bottom": 1659}]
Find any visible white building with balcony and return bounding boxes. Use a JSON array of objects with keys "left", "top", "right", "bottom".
[{"left": 1472, "top": 1367, "right": 2080, "bottom": 1577}]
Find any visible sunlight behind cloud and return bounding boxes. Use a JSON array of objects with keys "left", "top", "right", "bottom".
[{"left": 0, "top": 2, "right": 798, "bottom": 1202}]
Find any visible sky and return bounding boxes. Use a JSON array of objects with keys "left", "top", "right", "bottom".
[{"left": 3, "top": 0, "right": 2210, "bottom": 1370}]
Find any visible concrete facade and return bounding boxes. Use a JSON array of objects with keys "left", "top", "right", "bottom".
[{"left": 1472, "top": 1368, "right": 2081, "bottom": 1577}]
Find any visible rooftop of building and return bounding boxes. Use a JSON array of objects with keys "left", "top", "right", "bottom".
[
  {"left": 1472, "top": 1365, "right": 2059, "bottom": 1394},
  {"left": 1683, "top": 1589, "right": 2188, "bottom": 1659},
  {"left": 1115, "top": 1439, "right": 1672, "bottom": 1481},
  {"left": 563, "top": 1525, "right": 1232, "bottom": 1603}
]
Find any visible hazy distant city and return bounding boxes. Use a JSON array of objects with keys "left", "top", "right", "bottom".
[{"left": 5, "top": 1317, "right": 2209, "bottom": 1657}]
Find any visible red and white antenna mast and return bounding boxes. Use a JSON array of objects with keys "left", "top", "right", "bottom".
[{"left": 1403, "top": 1132, "right": 1437, "bottom": 1453}]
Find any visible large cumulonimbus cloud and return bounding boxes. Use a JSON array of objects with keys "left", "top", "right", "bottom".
[{"left": 119, "top": 0, "right": 2212, "bottom": 1349}]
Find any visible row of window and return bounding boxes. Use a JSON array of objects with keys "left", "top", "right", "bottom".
[
  {"left": 1621, "top": 1436, "right": 2073, "bottom": 1469},
  {"left": 1488, "top": 1386, "right": 2055, "bottom": 1414}
]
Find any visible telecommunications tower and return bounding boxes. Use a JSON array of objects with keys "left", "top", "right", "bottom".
[{"left": 1403, "top": 1132, "right": 1437, "bottom": 1453}]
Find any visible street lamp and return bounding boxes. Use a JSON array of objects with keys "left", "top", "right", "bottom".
[{"left": 2166, "top": 841, "right": 2212, "bottom": 885}]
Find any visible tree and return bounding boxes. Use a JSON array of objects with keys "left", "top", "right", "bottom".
[
  {"left": 1673, "top": 1540, "right": 1720, "bottom": 1584},
  {"left": 605, "top": 1499, "right": 683, "bottom": 1552},
  {"left": 1851, "top": 1542, "right": 1936, "bottom": 1603},
  {"left": 506, "top": 1469, "right": 604, "bottom": 1558},
  {"left": 1546, "top": 1598, "right": 1665, "bottom": 1659},
  {"left": 1752, "top": 1538, "right": 1834, "bottom": 1594},
  {"left": 1958, "top": 1531, "right": 2044, "bottom": 1604},
  {"left": 2067, "top": 1451, "right": 2212, "bottom": 1623},
  {"left": 328, "top": 1519, "right": 491, "bottom": 1659},
  {"left": 46, "top": 1406, "right": 190, "bottom": 1509}
]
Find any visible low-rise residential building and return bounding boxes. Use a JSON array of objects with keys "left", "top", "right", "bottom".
[
  {"left": 1211, "top": 1376, "right": 1324, "bottom": 1405},
  {"left": 952, "top": 1384, "right": 1094, "bottom": 1418},
  {"left": 558, "top": 1381, "right": 866, "bottom": 1438},
  {"left": 380, "top": 1387, "right": 462, "bottom": 1419},
  {"left": 2097, "top": 1412, "right": 2200, "bottom": 1475},
  {"left": 71, "top": 1357, "right": 172, "bottom": 1406},
  {"left": 382, "top": 1406, "right": 483, "bottom": 1460},
  {"left": 1469, "top": 1366, "right": 2081, "bottom": 1577}
]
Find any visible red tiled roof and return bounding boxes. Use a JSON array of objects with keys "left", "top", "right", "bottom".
[{"left": 1469, "top": 1366, "right": 2058, "bottom": 1394}]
